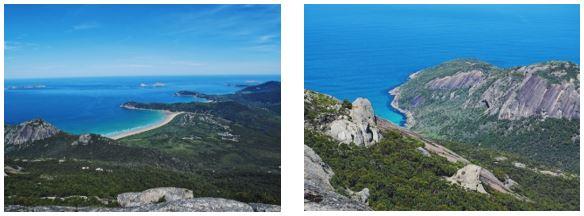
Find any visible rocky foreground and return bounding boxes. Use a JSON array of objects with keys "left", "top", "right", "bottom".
[{"left": 5, "top": 187, "right": 279, "bottom": 212}]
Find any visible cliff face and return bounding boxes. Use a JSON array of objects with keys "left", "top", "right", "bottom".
[
  {"left": 304, "top": 145, "right": 371, "bottom": 211},
  {"left": 392, "top": 59, "right": 580, "bottom": 172},
  {"left": 396, "top": 60, "right": 579, "bottom": 121},
  {"left": 476, "top": 62, "right": 579, "bottom": 120},
  {"left": 5, "top": 119, "right": 60, "bottom": 147}
]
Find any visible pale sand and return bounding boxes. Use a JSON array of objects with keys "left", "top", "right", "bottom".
[{"left": 108, "top": 111, "right": 183, "bottom": 140}]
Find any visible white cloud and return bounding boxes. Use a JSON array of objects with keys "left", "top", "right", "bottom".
[
  {"left": 72, "top": 22, "right": 100, "bottom": 31},
  {"left": 109, "top": 64, "right": 153, "bottom": 68},
  {"left": 4, "top": 41, "right": 39, "bottom": 51},
  {"left": 258, "top": 34, "right": 277, "bottom": 43},
  {"left": 169, "top": 60, "right": 204, "bottom": 67}
]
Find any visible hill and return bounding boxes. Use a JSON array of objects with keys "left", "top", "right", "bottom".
[{"left": 391, "top": 59, "right": 579, "bottom": 172}]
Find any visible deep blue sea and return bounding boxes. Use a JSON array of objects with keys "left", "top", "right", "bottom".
[
  {"left": 5, "top": 75, "right": 280, "bottom": 136},
  {"left": 305, "top": 5, "right": 580, "bottom": 125}
]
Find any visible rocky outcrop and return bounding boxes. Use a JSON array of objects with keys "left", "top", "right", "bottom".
[
  {"left": 447, "top": 164, "right": 488, "bottom": 194},
  {"left": 6, "top": 187, "right": 279, "bottom": 212},
  {"left": 416, "top": 147, "right": 431, "bottom": 157},
  {"left": 304, "top": 183, "right": 371, "bottom": 211},
  {"left": 347, "top": 98, "right": 381, "bottom": 145},
  {"left": 305, "top": 90, "right": 381, "bottom": 147},
  {"left": 304, "top": 145, "right": 371, "bottom": 211},
  {"left": 304, "top": 145, "right": 334, "bottom": 191},
  {"left": 426, "top": 70, "right": 484, "bottom": 90},
  {"left": 5, "top": 198, "right": 275, "bottom": 212},
  {"left": 395, "top": 60, "right": 580, "bottom": 123},
  {"left": 346, "top": 188, "right": 370, "bottom": 204},
  {"left": 248, "top": 203, "right": 281, "bottom": 212},
  {"left": 130, "top": 198, "right": 255, "bottom": 212},
  {"left": 71, "top": 134, "right": 93, "bottom": 146},
  {"left": 117, "top": 187, "right": 194, "bottom": 207},
  {"left": 446, "top": 164, "right": 514, "bottom": 195},
  {"left": 495, "top": 72, "right": 579, "bottom": 120},
  {"left": 5, "top": 119, "right": 60, "bottom": 146},
  {"left": 5, "top": 165, "right": 25, "bottom": 176}
]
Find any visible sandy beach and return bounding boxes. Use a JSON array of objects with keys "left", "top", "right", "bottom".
[{"left": 108, "top": 111, "right": 183, "bottom": 140}]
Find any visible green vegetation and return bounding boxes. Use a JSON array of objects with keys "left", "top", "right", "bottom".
[
  {"left": 307, "top": 130, "right": 527, "bottom": 210},
  {"left": 175, "top": 81, "right": 281, "bottom": 113},
  {"left": 306, "top": 129, "right": 579, "bottom": 210},
  {"left": 5, "top": 158, "right": 279, "bottom": 207},
  {"left": 304, "top": 90, "right": 350, "bottom": 127},
  {"left": 535, "top": 61, "right": 579, "bottom": 85},
  {"left": 342, "top": 99, "right": 352, "bottom": 110}
]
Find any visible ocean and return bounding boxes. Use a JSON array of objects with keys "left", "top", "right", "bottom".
[
  {"left": 305, "top": 4, "right": 580, "bottom": 125},
  {"left": 5, "top": 75, "right": 280, "bottom": 136}
]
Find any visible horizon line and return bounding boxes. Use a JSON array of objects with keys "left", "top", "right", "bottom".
[{"left": 5, "top": 73, "right": 281, "bottom": 81}]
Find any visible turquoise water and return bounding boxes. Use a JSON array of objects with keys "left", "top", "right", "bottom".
[
  {"left": 5, "top": 75, "right": 280, "bottom": 136},
  {"left": 305, "top": 5, "right": 580, "bottom": 125}
]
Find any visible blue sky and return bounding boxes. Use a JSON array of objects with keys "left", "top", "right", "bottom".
[{"left": 5, "top": 5, "right": 281, "bottom": 79}]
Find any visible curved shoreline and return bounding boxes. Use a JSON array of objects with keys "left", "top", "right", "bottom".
[
  {"left": 106, "top": 110, "right": 183, "bottom": 140},
  {"left": 388, "top": 70, "right": 421, "bottom": 129}
]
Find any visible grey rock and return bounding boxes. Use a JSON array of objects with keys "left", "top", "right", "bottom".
[
  {"left": 5, "top": 198, "right": 261, "bottom": 212},
  {"left": 479, "top": 167, "right": 513, "bottom": 194},
  {"left": 503, "top": 177, "right": 519, "bottom": 190},
  {"left": 71, "top": 134, "right": 92, "bottom": 146},
  {"left": 513, "top": 162, "right": 526, "bottom": 169},
  {"left": 117, "top": 187, "right": 194, "bottom": 207},
  {"left": 447, "top": 164, "right": 514, "bottom": 195},
  {"left": 346, "top": 188, "right": 370, "bottom": 204},
  {"left": 5, "top": 119, "right": 60, "bottom": 146},
  {"left": 130, "top": 198, "right": 253, "bottom": 212},
  {"left": 304, "top": 145, "right": 371, "bottom": 211},
  {"left": 305, "top": 90, "right": 381, "bottom": 147},
  {"left": 447, "top": 164, "right": 488, "bottom": 194},
  {"left": 349, "top": 98, "right": 381, "bottom": 145},
  {"left": 304, "top": 182, "right": 371, "bottom": 211},
  {"left": 249, "top": 203, "right": 281, "bottom": 212},
  {"left": 325, "top": 98, "right": 381, "bottom": 147},
  {"left": 5, "top": 165, "right": 25, "bottom": 176},
  {"left": 496, "top": 72, "right": 579, "bottom": 120},
  {"left": 304, "top": 145, "right": 334, "bottom": 191},
  {"left": 5, "top": 197, "right": 278, "bottom": 212},
  {"left": 416, "top": 147, "right": 431, "bottom": 157},
  {"left": 5, "top": 205, "right": 111, "bottom": 212},
  {"left": 426, "top": 70, "right": 484, "bottom": 90},
  {"left": 474, "top": 62, "right": 580, "bottom": 120}
]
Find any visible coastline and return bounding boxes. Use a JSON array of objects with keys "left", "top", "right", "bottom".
[
  {"left": 107, "top": 110, "right": 183, "bottom": 140},
  {"left": 388, "top": 85, "right": 416, "bottom": 129}
]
